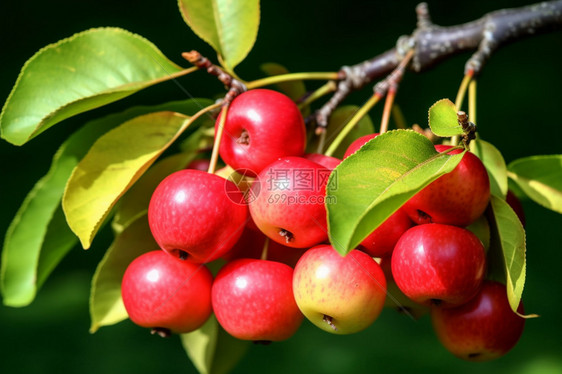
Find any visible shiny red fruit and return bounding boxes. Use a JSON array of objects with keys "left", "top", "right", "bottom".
[
  {"left": 293, "top": 245, "right": 387, "bottom": 334},
  {"left": 432, "top": 280, "right": 525, "bottom": 361},
  {"left": 121, "top": 250, "right": 213, "bottom": 335},
  {"left": 359, "top": 208, "right": 413, "bottom": 258},
  {"left": 217, "top": 89, "right": 306, "bottom": 177},
  {"left": 403, "top": 145, "right": 490, "bottom": 227},
  {"left": 303, "top": 153, "right": 342, "bottom": 170},
  {"left": 148, "top": 169, "right": 248, "bottom": 263},
  {"left": 249, "top": 157, "right": 330, "bottom": 248},
  {"left": 391, "top": 223, "right": 486, "bottom": 307},
  {"left": 343, "top": 133, "right": 379, "bottom": 158},
  {"left": 212, "top": 259, "right": 303, "bottom": 342}
]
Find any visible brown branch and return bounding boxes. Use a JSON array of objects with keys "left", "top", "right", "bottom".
[
  {"left": 182, "top": 51, "right": 247, "bottom": 105},
  {"left": 315, "top": 0, "right": 562, "bottom": 129}
]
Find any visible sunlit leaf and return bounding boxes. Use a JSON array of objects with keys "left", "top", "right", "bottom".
[
  {"left": 488, "top": 196, "right": 536, "bottom": 317},
  {"left": 0, "top": 28, "right": 191, "bottom": 145},
  {"left": 89, "top": 215, "right": 158, "bottom": 332},
  {"left": 178, "top": 0, "right": 260, "bottom": 73},
  {"left": 327, "top": 130, "right": 465, "bottom": 255},
  {"left": 428, "top": 99, "right": 463, "bottom": 137},
  {"left": 63, "top": 111, "right": 192, "bottom": 249},
  {"left": 508, "top": 155, "right": 562, "bottom": 214},
  {"left": 470, "top": 139, "right": 508, "bottom": 198}
]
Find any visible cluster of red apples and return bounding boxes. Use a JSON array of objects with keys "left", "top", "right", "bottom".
[{"left": 121, "top": 89, "right": 526, "bottom": 362}]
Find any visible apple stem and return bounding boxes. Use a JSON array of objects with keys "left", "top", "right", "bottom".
[
  {"left": 316, "top": 129, "right": 327, "bottom": 154},
  {"left": 298, "top": 81, "right": 337, "bottom": 111},
  {"left": 323, "top": 93, "right": 382, "bottom": 157},
  {"left": 208, "top": 103, "right": 230, "bottom": 174},
  {"left": 468, "top": 79, "right": 477, "bottom": 127},
  {"left": 260, "top": 237, "right": 270, "bottom": 261},
  {"left": 379, "top": 87, "right": 397, "bottom": 134},
  {"left": 150, "top": 327, "right": 171, "bottom": 338},
  {"left": 246, "top": 72, "right": 341, "bottom": 90},
  {"left": 322, "top": 315, "right": 338, "bottom": 331},
  {"left": 178, "top": 250, "right": 189, "bottom": 261},
  {"left": 452, "top": 72, "right": 474, "bottom": 145}
]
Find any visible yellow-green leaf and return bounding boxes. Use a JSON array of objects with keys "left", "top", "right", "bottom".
[
  {"left": 260, "top": 63, "right": 307, "bottom": 102},
  {"left": 489, "top": 195, "right": 535, "bottom": 317},
  {"left": 428, "top": 99, "right": 463, "bottom": 137},
  {"left": 470, "top": 139, "right": 508, "bottom": 198},
  {"left": 89, "top": 214, "right": 158, "bottom": 332},
  {"left": 178, "top": 0, "right": 260, "bottom": 73},
  {"left": 1, "top": 28, "right": 192, "bottom": 145},
  {"left": 63, "top": 111, "right": 191, "bottom": 249},
  {"left": 507, "top": 155, "right": 562, "bottom": 214},
  {"left": 181, "top": 315, "right": 249, "bottom": 374}
]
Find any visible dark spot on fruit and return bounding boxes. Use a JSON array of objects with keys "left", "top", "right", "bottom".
[
  {"left": 150, "top": 327, "right": 171, "bottom": 338},
  {"left": 416, "top": 210, "right": 433, "bottom": 224},
  {"left": 430, "top": 298, "right": 442, "bottom": 306},
  {"left": 468, "top": 352, "right": 481, "bottom": 359},
  {"left": 237, "top": 129, "right": 250, "bottom": 145},
  {"left": 178, "top": 250, "right": 189, "bottom": 260},
  {"left": 323, "top": 315, "right": 338, "bottom": 331},
  {"left": 253, "top": 340, "right": 272, "bottom": 345},
  {"left": 279, "top": 229, "right": 294, "bottom": 243}
]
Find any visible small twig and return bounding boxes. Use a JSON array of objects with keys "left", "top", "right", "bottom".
[{"left": 182, "top": 51, "right": 247, "bottom": 105}]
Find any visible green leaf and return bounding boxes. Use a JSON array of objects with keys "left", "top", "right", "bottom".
[
  {"left": 178, "top": 0, "right": 260, "bottom": 72},
  {"left": 260, "top": 63, "right": 307, "bottom": 102},
  {"left": 112, "top": 152, "right": 196, "bottom": 233},
  {"left": 507, "top": 155, "right": 562, "bottom": 214},
  {"left": 181, "top": 315, "right": 250, "bottom": 374},
  {"left": 1, "top": 100, "right": 211, "bottom": 307},
  {"left": 470, "top": 139, "right": 508, "bottom": 198},
  {"left": 327, "top": 130, "right": 465, "bottom": 255},
  {"left": 89, "top": 214, "right": 159, "bottom": 332},
  {"left": 428, "top": 99, "right": 463, "bottom": 137},
  {"left": 1, "top": 27, "right": 192, "bottom": 146},
  {"left": 308, "top": 105, "right": 374, "bottom": 157},
  {"left": 63, "top": 111, "right": 192, "bottom": 249},
  {"left": 488, "top": 195, "right": 535, "bottom": 317}
]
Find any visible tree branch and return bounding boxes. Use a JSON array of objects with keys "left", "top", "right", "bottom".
[{"left": 315, "top": 0, "right": 562, "bottom": 129}]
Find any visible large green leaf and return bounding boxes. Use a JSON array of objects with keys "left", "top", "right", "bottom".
[
  {"left": 0, "top": 27, "right": 192, "bottom": 145},
  {"left": 428, "top": 99, "right": 463, "bottom": 137},
  {"left": 470, "top": 139, "right": 508, "bottom": 198},
  {"left": 1, "top": 100, "right": 210, "bottom": 307},
  {"left": 488, "top": 195, "right": 534, "bottom": 317},
  {"left": 308, "top": 105, "right": 374, "bottom": 157},
  {"left": 63, "top": 111, "right": 193, "bottom": 249},
  {"left": 181, "top": 315, "right": 250, "bottom": 374},
  {"left": 89, "top": 215, "right": 158, "bottom": 332},
  {"left": 507, "top": 155, "right": 562, "bottom": 214},
  {"left": 178, "top": 0, "right": 260, "bottom": 72},
  {"left": 327, "top": 130, "right": 465, "bottom": 255}
]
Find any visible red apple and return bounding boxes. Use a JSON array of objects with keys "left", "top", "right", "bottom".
[
  {"left": 391, "top": 223, "right": 486, "bottom": 307},
  {"left": 249, "top": 157, "right": 330, "bottom": 248},
  {"left": 359, "top": 208, "right": 413, "bottom": 258},
  {"left": 343, "top": 133, "right": 380, "bottom": 158},
  {"left": 186, "top": 158, "right": 210, "bottom": 171},
  {"left": 148, "top": 169, "right": 248, "bottom": 263},
  {"left": 217, "top": 89, "right": 306, "bottom": 177},
  {"left": 121, "top": 250, "right": 213, "bottom": 336},
  {"left": 303, "top": 153, "right": 341, "bottom": 170},
  {"left": 431, "top": 280, "right": 525, "bottom": 361},
  {"left": 293, "top": 245, "right": 387, "bottom": 334},
  {"left": 212, "top": 259, "right": 303, "bottom": 342},
  {"left": 403, "top": 145, "right": 490, "bottom": 227}
]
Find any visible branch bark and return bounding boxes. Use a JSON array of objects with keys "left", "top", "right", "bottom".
[{"left": 315, "top": 0, "right": 562, "bottom": 129}]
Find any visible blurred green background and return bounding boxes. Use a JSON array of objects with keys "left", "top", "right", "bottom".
[{"left": 1, "top": 0, "right": 561, "bottom": 373}]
